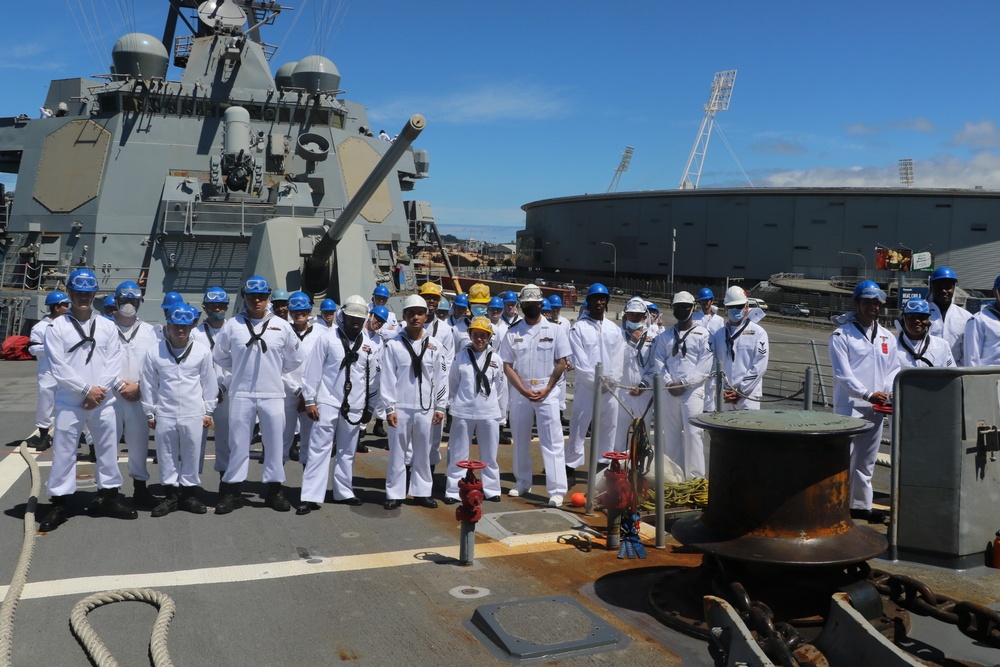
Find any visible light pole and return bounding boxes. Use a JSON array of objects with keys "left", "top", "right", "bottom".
[
  {"left": 600, "top": 241, "right": 616, "bottom": 288},
  {"left": 838, "top": 251, "right": 867, "bottom": 280}
]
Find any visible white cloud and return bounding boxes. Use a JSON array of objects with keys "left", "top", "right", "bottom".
[
  {"left": 890, "top": 117, "right": 934, "bottom": 133},
  {"left": 845, "top": 122, "right": 879, "bottom": 136},
  {"left": 750, "top": 139, "right": 808, "bottom": 155},
  {"left": 751, "top": 152, "right": 1000, "bottom": 189},
  {"left": 949, "top": 120, "right": 1000, "bottom": 148},
  {"left": 368, "top": 80, "right": 572, "bottom": 125}
]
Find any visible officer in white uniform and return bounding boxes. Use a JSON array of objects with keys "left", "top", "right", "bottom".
[
  {"left": 28, "top": 290, "right": 70, "bottom": 451},
  {"left": 566, "top": 283, "right": 625, "bottom": 483},
  {"left": 828, "top": 280, "right": 900, "bottom": 523},
  {"left": 39, "top": 268, "right": 137, "bottom": 531},
  {"left": 298, "top": 296, "right": 382, "bottom": 513},
  {"left": 381, "top": 295, "right": 448, "bottom": 510},
  {"left": 111, "top": 280, "right": 162, "bottom": 510},
  {"left": 500, "top": 284, "right": 571, "bottom": 506},
  {"left": 926, "top": 266, "right": 972, "bottom": 364},
  {"left": 896, "top": 298, "right": 954, "bottom": 368},
  {"left": 445, "top": 316, "right": 507, "bottom": 503},
  {"left": 637, "top": 291, "right": 713, "bottom": 481},
  {"left": 141, "top": 303, "right": 218, "bottom": 516},
  {"left": 191, "top": 287, "right": 232, "bottom": 475},
  {"left": 711, "top": 286, "right": 770, "bottom": 411},
  {"left": 964, "top": 275, "right": 1000, "bottom": 367},
  {"left": 212, "top": 276, "right": 304, "bottom": 514},
  {"left": 615, "top": 298, "right": 656, "bottom": 453}
]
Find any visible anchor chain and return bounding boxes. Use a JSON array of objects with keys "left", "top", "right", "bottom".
[{"left": 726, "top": 581, "right": 809, "bottom": 667}]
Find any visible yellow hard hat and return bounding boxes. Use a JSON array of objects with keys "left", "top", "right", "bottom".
[
  {"left": 468, "top": 316, "right": 493, "bottom": 335},
  {"left": 418, "top": 281, "right": 443, "bottom": 296},
  {"left": 468, "top": 283, "right": 491, "bottom": 304}
]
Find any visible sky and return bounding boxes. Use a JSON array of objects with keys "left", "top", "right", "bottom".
[{"left": 3, "top": 1, "right": 1000, "bottom": 243}]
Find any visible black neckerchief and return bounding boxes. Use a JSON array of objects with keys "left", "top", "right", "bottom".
[
  {"left": 672, "top": 325, "right": 695, "bottom": 357},
  {"left": 294, "top": 325, "right": 313, "bottom": 342},
  {"left": 244, "top": 315, "right": 272, "bottom": 352},
  {"left": 337, "top": 328, "right": 370, "bottom": 424},
  {"left": 503, "top": 313, "right": 521, "bottom": 327},
  {"left": 725, "top": 319, "right": 752, "bottom": 361},
  {"left": 202, "top": 322, "right": 217, "bottom": 350},
  {"left": 900, "top": 335, "right": 933, "bottom": 367},
  {"left": 68, "top": 316, "right": 97, "bottom": 364},
  {"left": 337, "top": 328, "right": 363, "bottom": 370},
  {"left": 117, "top": 322, "right": 141, "bottom": 344},
  {"left": 167, "top": 342, "right": 194, "bottom": 365},
  {"left": 988, "top": 304, "right": 1000, "bottom": 320},
  {"left": 468, "top": 348, "right": 493, "bottom": 397},
  {"left": 630, "top": 330, "right": 649, "bottom": 366},
  {"left": 401, "top": 334, "right": 431, "bottom": 410},
  {"left": 852, "top": 320, "right": 877, "bottom": 344}
]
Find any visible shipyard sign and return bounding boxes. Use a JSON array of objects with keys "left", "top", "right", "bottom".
[{"left": 911, "top": 251, "right": 934, "bottom": 271}]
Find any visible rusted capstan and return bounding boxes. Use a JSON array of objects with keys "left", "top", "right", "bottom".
[{"left": 671, "top": 410, "right": 887, "bottom": 566}]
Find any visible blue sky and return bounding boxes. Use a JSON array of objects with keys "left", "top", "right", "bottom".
[{"left": 3, "top": 1, "right": 1000, "bottom": 242}]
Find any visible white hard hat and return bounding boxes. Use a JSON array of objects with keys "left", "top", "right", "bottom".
[
  {"left": 519, "top": 284, "right": 543, "bottom": 302},
  {"left": 624, "top": 297, "right": 647, "bottom": 314},
  {"left": 342, "top": 294, "right": 368, "bottom": 318},
  {"left": 672, "top": 291, "right": 696, "bottom": 305},
  {"left": 723, "top": 286, "right": 748, "bottom": 307},
  {"left": 402, "top": 294, "right": 428, "bottom": 311}
]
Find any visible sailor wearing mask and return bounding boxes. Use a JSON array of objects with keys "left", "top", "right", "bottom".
[
  {"left": 896, "top": 298, "right": 954, "bottom": 368},
  {"left": 828, "top": 280, "right": 899, "bottom": 524},
  {"left": 467, "top": 283, "right": 492, "bottom": 320},
  {"left": 926, "top": 267, "right": 972, "bottom": 364},
  {"left": 635, "top": 291, "right": 713, "bottom": 480},
  {"left": 711, "top": 286, "right": 769, "bottom": 411},
  {"left": 963, "top": 274, "right": 1000, "bottom": 367},
  {"left": 28, "top": 290, "right": 71, "bottom": 452},
  {"left": 615, "top": 298, "right": 655, "bottom": 453},
  {"left": 282, "top": 292, "right": 323, "bottom": 466},
  {"left": 566, "top": 283, "right": 625, "bottom": 485},
  {"left": 485, "top": 294, "right": 513, "bottom": 444},
  {"left": 191, "top": 287, "right": 233, "bottom": 476}
]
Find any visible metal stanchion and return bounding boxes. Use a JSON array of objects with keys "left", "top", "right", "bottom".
[
  {"left": 654, "top": 374, "right": 666, "bottom": 549},
  {"left": 714, "top": 356, "right": 724, "bottom": 412},
  {"left": 810, "top": 340, "right": 829, "bottom": 407},
  {"left": 803, "top": 366, "right": 814, "bottom": 409},
  {"left": 584, "top": 362, "right": 603, "bottom": 517}
]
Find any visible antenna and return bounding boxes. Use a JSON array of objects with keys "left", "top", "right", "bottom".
[
  {"left": 899, "top": 158, "right": 914, "bottom": 188},
  {"left": 679, "top": 70, "right": 737, "bottom": 190},
  {"left": 607, "top": 146, "right": 634, "bottom": 193}
]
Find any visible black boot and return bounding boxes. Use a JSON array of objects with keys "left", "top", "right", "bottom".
[
  {"left": 373, "top": 419, "right": 387, "bottom": 438},
  {"left": 356, "top": 432, "right": 369, "bottom": 454},
  {"left": 87, "top": 444, "right": 96, "bottom": 463},
  {"left": 178, "top": 487, "right": 207, "bottom": 514},
  {"left": 443, "top": 413, "right": 452, "bottom": 434},
  {"left": 289, "top": 439, "right": 300, "bottom": 462},
  {"left": 38, "top": 496, "right": 68, "bottom": 532},
  {"left": 151, "top": 486, "right": 179, "bottom": 517},
  {"left": 91, "top": 488, "right": 138, "bottom": 520},
  {"left": 265, "top": 482, "right": 291, "bottom": 512},
  {"left": 215, "top": 482, "right": 244, "bottom": 515},
  {"left": 565, "top": 466, "right": 577, "bottom": 488},
  {"left": 132, "top": 480, "right": 159, "bottom": 511}
]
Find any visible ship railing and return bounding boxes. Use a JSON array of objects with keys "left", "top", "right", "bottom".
[
  {"left": 160, "top": 201, "right": 343, "bottom": 237},
  {"left": 173, "top": 36, "right": 193, "bottom": 68}
]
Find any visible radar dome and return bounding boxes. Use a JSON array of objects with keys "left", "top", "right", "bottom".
[
  {"left": 111, "top": 33, "right": 169, "bottom": 80},
  {"left": 291, "top": 56, "right": 341, "bottom": 93},
  {"left": 274, "top": 61, "right": 297, "bottom": 89}
]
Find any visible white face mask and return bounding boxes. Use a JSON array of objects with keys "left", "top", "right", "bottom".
[
  {"left": 624, "top": 319, "right": 643, "bottom": 331},
  {"left": 118, "top": 303, "right": 137, "bottom": 317},
  {"left": 727, "top": 308, "right": 745, "bottom": 323}
]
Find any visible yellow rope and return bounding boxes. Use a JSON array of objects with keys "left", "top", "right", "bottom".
[{"left": 638, "top": 478, "right": 709, "bottom": 510}]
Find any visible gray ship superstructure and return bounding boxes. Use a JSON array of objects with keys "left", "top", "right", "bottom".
[{"left": 0, "top": 0, "right": 433, "bottom": 336}]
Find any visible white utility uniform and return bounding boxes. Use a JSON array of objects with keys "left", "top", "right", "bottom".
[
  {"left": 448, "top": 314, "right": 471, "bottom": 352},
  {"left": 282, "top": 325, "right": 324, "bottom": 467},
  {"left": 692, "top": 309, "right": 724, "bottom": 411},
  {"left": 113, "top": 319, "right": 161, "bottom": 483},
  {"left": 140, "top": 339, "right": 217, "bottom": 488},
  {"left": 301, "top": 326, "right": 382, "bottom": 503},
  {"left": 641, "top": 324, "right": 713, "bottom": 480},
  {"left": 29, "top": 315, "right": 57, "bottom": 429},
  {"left": 192, "top": 321, "right": 231, "bottom": 473},
  {"left": 566, "top": 315, "right": 625, "bottom": 468},
  {"left": 446, "top": 344, "right": 508, "bottom": 500},
  {"left": 927, "top": 302, "right": 972, "bottom": 365},
  {"left": 499, "top": 318, "right": 571, "bottom": 498},
  {"left": 615, "top": 326, "right": 657, "bottom": 453},
  {"left": 551, "top": 314, "right": 572, "bottom": 411},
  {"left": 896, "top": 333, "right": 955, "bottom": 368},
  {"left": 213, "top": 312, "right": 303, "bottom": 485},
  {"left": 44, "top": 314, "right": 124, "bottom": 496},
  {"left": 381, "top": 332, "right": 448, "bottom": 500},
  {"left": 711, "top": 319, "right": 770, "bottom": 410},
  {"left": 828, "top": 319, "right": 900, "bottom": 511},
  {"left": 420, "top": 317, "right": 454, "bottom": 468},
  {"left": 964, "top": 304, "right": 1000, "bottom": 367}
]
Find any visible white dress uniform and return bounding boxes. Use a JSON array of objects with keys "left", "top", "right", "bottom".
[
  {"left": 829, "top": 319, "right": 900, "bottom": 511},
  {"left": 140, "top": 339, "right": 218, "bottom": 488},
  {"left": 421, "top": 317, "right": 454, "bottom": 468},
  {"left": 44, "top": 314, "right": 124, "bottom": 495},
  {"left": 641, "top": 324, "right": 713, "bottom": 480},
  {"left": 963, "top": 304, "right": 1000, "bottom": 367},
  {"left": 301, "top": 326, "right": 382, "bottom": 503},
  {"left": 282, "top": 325, "right": 324, "bottom": 467},
  {"left": 113, "top": 319, "right": 161, "bottom": 483},
  {"left": 692, "top": 309, "right": 724, "bottom": 411},
  {"left": 566, "top": 315, "right": 625, "bottom": 468},
  {"left": 191, "top": 321, "right": 232, "bottom": 473},
  {"left": 615, "top": 326, "right": 656, "bottom": 453},
  {"left": 499, "top": 318, "right": 571, "bottom": 498},
  {"left": 29, "top": 316, "right": 57, "bottom": 431},
  {"left": 212, "top": 312, "right": 303, "bottom": 485},
  {"left": 897, "top": 333, "right": 955, "bottom": 368},
  {"left": 381, "top": 331, "right": 448, "bottom": 500},
  {"left": 711, "top": 319, "right": 770, "bottom": 410},
  {"left": 927, "top": 301, "right": 972, "bottom": 365},
  {"left": 446, "top": 344, "right": 508, "bottom": 500}
]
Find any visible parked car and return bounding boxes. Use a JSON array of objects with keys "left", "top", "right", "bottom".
[
  {"left": 746, "top": 298, "right": 769, "bottom": 311},
  {"left": 780, "top": 303, "right": 810, "bottom": 317}
]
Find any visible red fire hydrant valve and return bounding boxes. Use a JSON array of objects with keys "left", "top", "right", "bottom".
[{"left": 457, "top": 460, "right": 486, "bottom": 523}]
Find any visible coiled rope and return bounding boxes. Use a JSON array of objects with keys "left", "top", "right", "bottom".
[
  {"left": 601, "top": 371, "right": 806, "bottom": 403},
  {"left": 0, "top": 443, "right": 177, "bottom": 667}
]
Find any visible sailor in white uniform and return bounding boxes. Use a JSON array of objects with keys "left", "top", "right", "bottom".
[
  {"left": 963, "top": 275, "right": 1000, "bottom": 367},
  {"left": 282, "top": 291, "right": 323, "bottom": 466},
  {"left": 39, "top": 268, "right": 137, "bottom": 532},
  {"left": 212, "top": 276, "right": 304, "bottom": 514},
  {"left": 645, "top": 301, "right": 664, "bottom": 338},
  {"left": 141, "top": 303, "right": 218, "bottom": 516},
  {"left": 500, "top": 284, "right": 571, "bottom": 506},
  {"left": 381, "top": 295, "right": 448, "bottom": 510},
  {"left": 926, "top": 266, "right": 972, "bottom": 365},
  {"left": 828, "top": 280, "right": 900, "bottom": 524},
  {"left": 615, "top": 298, "right": 656, "bottom": 453},
  {"left": 896, "top": 298, "right": 955, "bottom": 368},
  {"left": 298, "top": 296, "right": 382, "bottom": 513},
  {"left": 315, "top": 298, "right": 338, "bottom": 331},
  {"left": 692, "top": 288, "right": 724, "bottom": 411},
  {"left": 370, "top": 284, "right": 400, "bottom": 337},
  {"left": 417, "top": 282, "right": 454, "bottom": 474},
  {"left": 711, "top": 286, "right": 769, "bottom": 411},
  {"left": 191, "top": 287, "right": 232, "bottom": 475},
  {"left": 356, "top": 304, "right": 389, "bottom": 453},
  {"left": 28, "top": 290, "right": 70, "bottom": 451}
]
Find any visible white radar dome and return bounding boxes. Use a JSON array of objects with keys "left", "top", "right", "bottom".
[
  {"left": 111, "top": 33, "right": 169, "bottom": 80},
  {"left": 291, "top": 56, "right": 341, "bottom": 93}
]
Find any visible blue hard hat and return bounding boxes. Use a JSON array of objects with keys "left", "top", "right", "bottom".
[
  {"left": 203, "top": 287, "right": 230, "bottom": 304},
  {"left": 488, "top": 296, "right": 504, "bottom": 309},
  {"left": 243, "top": 276, "right": 271, "bottom": 294},
  {"left": 371, "top": 305, "right": 389, "bottom": 322},
  {"left": 45, "top": 290, "right": 70, "bottom": 306},
  {"left": 320, "top": 298, "right": 337, "bottom": 311},
  {"left": 697, "top": 288, "right": 714, "bottom": 301},
  {"left": 586, "top": 283, "right": 609, "bottom": 298},
  {"left": 115, "top": 281, "right": 143, "bottom": 300},
  {"left": 438, "top": 297, "right": 450, "bottom": 311},
  {"left": 67, "top": 268, "right": 99, "bottom": 293},
  {"left": 902, "top": 298, "right": 931, "bottom": 315},
  {"left": 161, "top": 291, "right": 184, "bottom": 308},
  {"left": 928, "top": 266, "right": 957, "bottom": 283},
  {"left": 501, "top": 290, "right": 518, "bottom": 303},
  {"left": 288, "top": 291, "right": 312, "bottom": 311},
  {"left": 853, "top": 280, "right": 886, "bottom": 303},
  {"left": 647, "top": 302, "right": 659, "bottom": 312},
  {"left": 372, "top": 284, "right": 391, "bottom": 298},
  {"left": 453, "top": 294, "right": 470, "bottom": 308},
  {"left": 166, "top": 303, "right": 198, "bottom": 326},
  {"left": 541, "top": 298, "right": 552, "bottom": 312},
  {"left": 271, "top": 288, "right": 290, "bottom": 302},
  {"left": 548, "top": 294, "right": 563, "bottom": 308},
  {"left": 103, "top": 295, "right": 117, "bottom": 308}
]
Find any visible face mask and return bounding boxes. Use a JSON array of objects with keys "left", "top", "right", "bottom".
[
  {"left": 624, "top": 320, "right": 643, "bottom": 331},
  {"left": 522, "top": 304, "right": 542, "bottom": 319},
  {"left": 117, "top": 303, "right": 137, "bottom": 317},
  {"left": 470, "top": 305, "right": 487, "bottom": 317},
  {"left": 673, "top": 306, "right": 693, "bottom": 322},
  {"left": 727, "top": 308, "right": 745, "bottom": 323},
  {"left": 208, "top": 311, "right": 226, "bottom": 323}
]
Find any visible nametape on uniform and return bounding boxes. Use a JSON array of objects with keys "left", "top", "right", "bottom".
[{"left": 539, "top": 337, "right": 553, "bottom": 343}]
